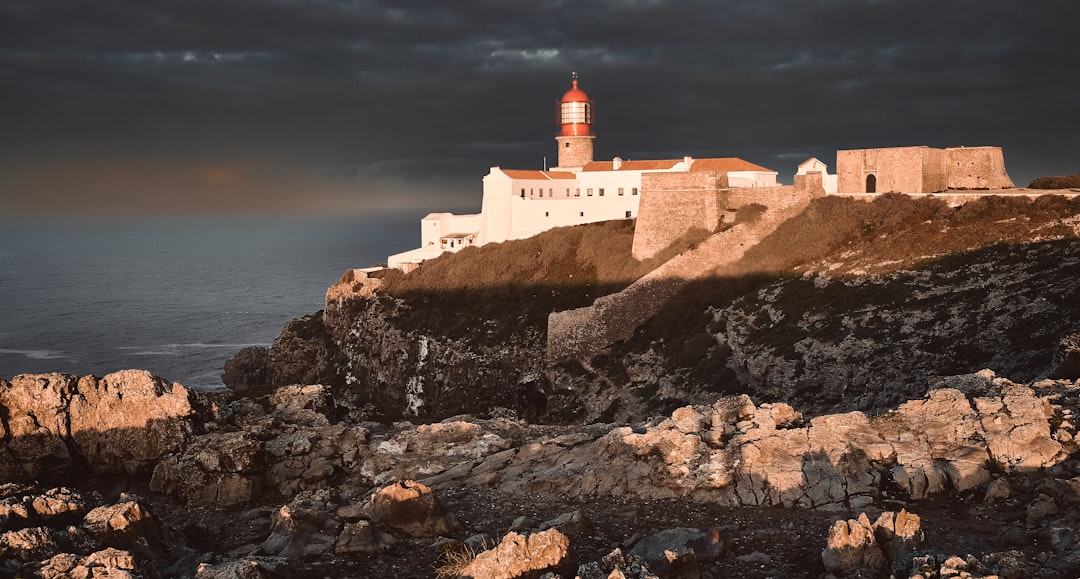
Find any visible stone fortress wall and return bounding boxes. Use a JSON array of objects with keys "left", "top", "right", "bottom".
[
  {"left": 837, "top": 146, "right": 1013, "bottom": 194},
  {"left": 547, "top": 172, "right": 824, "bottom": 362}
]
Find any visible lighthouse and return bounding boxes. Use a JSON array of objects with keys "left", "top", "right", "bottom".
[{"left": 554, "top": 73, "right": 595, "bottom": 171}]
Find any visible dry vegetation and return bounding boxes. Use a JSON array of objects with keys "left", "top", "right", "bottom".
[
  {"left": 736, "top": 192, "right": 1080, "bottom": 275},
  {"left": 370, "top": 219, "right": 712, "bottom": 336},
  {"left": 368, "top": 193, "right": 1080, "bottom": 342},
  {"left": 1030, "top": 173, "right": 1080, "bottom": 189}
]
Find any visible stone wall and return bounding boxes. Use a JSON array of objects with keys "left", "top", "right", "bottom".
[
  {"left": 631, "top": 171, "right": 727, "bottom": 261},
  {"left": 837, "top": 146, "right": 1013, "bottom": 194},
  {"left": 548, "top": 175, "right": 823, "bottom": 362},
  {"left": 946, "top": 147, "right": 1014, "bottom": 189},
  {"left": 632, "top": 172, "right": 820, "bottom": 261},
  {"left": 555, "top": 135, "right": 595, "bottom": 170}
]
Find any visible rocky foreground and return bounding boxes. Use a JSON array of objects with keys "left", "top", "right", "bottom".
[{"left": 3, "top": 367, "right": 1080, "bottom": 577}]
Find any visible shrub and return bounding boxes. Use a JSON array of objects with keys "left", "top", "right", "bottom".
[{"left": 1029, "top": 174, "right": 1080, "bottom": 189}]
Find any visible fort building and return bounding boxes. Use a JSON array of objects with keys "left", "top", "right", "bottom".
[
  {"left": 836, "top": 146, "right": 1013, "bottom": 194},
  {"left": 387, "top": 75, "right": 777, "bottom": 271}
]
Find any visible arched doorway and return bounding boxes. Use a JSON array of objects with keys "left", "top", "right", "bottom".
[{"left": 866, "top": 174, "right": 877, "bottom": 193}]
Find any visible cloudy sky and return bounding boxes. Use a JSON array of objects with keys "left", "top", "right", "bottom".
[{"left": 2, "top": 0, "right": 1077, "bottom": 214}]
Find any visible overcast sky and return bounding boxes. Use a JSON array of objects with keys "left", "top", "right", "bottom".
[{"left": 2, "top": 0, "right": 1077, "bottom": 214}]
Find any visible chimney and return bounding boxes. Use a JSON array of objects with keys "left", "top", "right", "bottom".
[{"left": 612, "top": 156, "right": 623, "bottom": 170}]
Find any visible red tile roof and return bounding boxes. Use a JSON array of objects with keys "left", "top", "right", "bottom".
[
  {"left": 581, "top": 159, "right": 682, "bottom": 172},
  {"left": 501, "top": 169, "right": 577, "bottom": 180},
  {"left": 580, "top": 157, "right": 774, "bottom": 173},
  {"left": 690, "top": 158, "right": 774, "bottom": 173}
]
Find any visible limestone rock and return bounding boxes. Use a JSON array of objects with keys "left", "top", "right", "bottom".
[
  {"left": 194, "top": 556, "right": 295, "bottom": 579},
  {"left": 68, "top": 370, "right": 201, "bottom": 475},
  {"left": 362, "top": 480, "right": 458, "bottom": 537},
  {"left": 40, "top": 547, "right": 153, "bottom": 579},
  {"left": 628, "top": 527, "right": 727, "bottom": 578},
  {"left": 0, "top": 371, "right": 202, "bottom": 481},
  {"left": 0, "top": 526, "right": 63, "bottom": 561},
  {"left": 459, "top": 528, "right": 570, "bottom": 579},
  {"left": 259, "top": 490, "right": 343, "bottom": 561},
  {"left": 821, "top": 513, "right": 887, "bottom": 572},
  {"left": 334, "top": 520, "right": 395, "bottom": 554},
  {"left": 31, "top": 487, "right": 92, "bottom": 526},
  {"left": 150, "top": 431, "right": 263, "bottom": 505},
  {"left": 871, "top": 509, "right": 923, "bottom": 562},
  {"left": 221, "top": 346, "right": 269, "bottom": 393},
  {"left": 984, "top": 477, "right": 1011, "bottom": 503},
  {"left": 83, "top": 498, "right": 162, "bottom": 550},
  {"left": 265, "top": 312, "right": 344, "bottom": 388},
  {"left": 822, "top": 510, "right": 923, "bottom": 572},
  {"left": 1053, "top": 332, "right": 1080, "bottom": 379},
  {"left": 259, "top": 504, "right": 337, "bottom": 560}
]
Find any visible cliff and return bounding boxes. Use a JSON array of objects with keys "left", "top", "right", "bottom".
[{"left": 230, "top": 193, "right": 1080, "bottom": 424}]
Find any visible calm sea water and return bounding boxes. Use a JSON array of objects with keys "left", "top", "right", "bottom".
[{"left": 0, "top": 211, "right": 420, "bottom": 390}]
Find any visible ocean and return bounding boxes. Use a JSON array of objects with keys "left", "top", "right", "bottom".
[{"left": 0, "top": 211, "right": 422, "bottom": 391}]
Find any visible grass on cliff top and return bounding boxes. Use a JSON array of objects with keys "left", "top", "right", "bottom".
[
  {"left": 371, "top": 219, "right": 710, "bottom": 336},
  {"left": 1030, "top": 173, "right": 1080, "bottom": 189},
  {"left": 733, "top": 192, "right": 1080, "bottom": 276}
]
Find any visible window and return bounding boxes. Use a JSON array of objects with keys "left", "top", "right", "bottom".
[
  {"left": 549, "top": 188, "right": 553, "bottom": 196},
  {"left": 632, "top": 187, "right": 639, "bottom": 196},
  {"left": 587, "top": 188, "right": 593, "bottom": 196},
  {"left": 520, "top": 190, "right": 525, "bottom": 199},
  {"left": 599, "top": 188, "right": 605, "bottom": 196},
  {"left": 545, "top": 211, "right": 549, "bottom": 217},
  {"left": 575, "top": 188, "right": 581, "bottom": 197},
  {"left": 626, "top": 211, "right": 632, "bottom": 218},
  {"left": 565, "top": 142, "right": 570, "bottom": 148},
  {"left": 618, "top": 187, "right": 624, "bottom": 196},
  {"left": 580, "top": 211, "right": 584, "bottom": 217},
  {"left": 566, "top": 188, "right": 571, "bottom": 197}
]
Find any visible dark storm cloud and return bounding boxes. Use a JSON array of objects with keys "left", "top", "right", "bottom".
[{"left": 1, "top": 0, "right": 1077, "bottom": 213}]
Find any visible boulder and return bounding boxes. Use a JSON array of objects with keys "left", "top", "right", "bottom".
[
  {"left": 334, "top": 520, "right": 395, "bottom": 554},
  {"left": 83, "top": 498, "right": 162, "bottom": 550},
  {"left": 821, "top": 513, "right": 887, "bottom": 572},
  {"left": 0, "top": 371, "right": 202, "bottom": 481},
  {"left": 459, "top": 529, "right": 570, "bottom": 579},
  {"left": 362, "top": 480, "right": 458, "bottom": 537},
  {"left": 194, "top": 556, "right": 295, "bottom": 579},
  {"left": 39, "top": 547, "right": 152, "bottom": 579},
  {"left": 0, "top": 526, "right": 62, "bottom": 561},
  {"left": 628, "top": 527, "right": 727, "bottom": 578},
  {"left": 150, "top": 431, "right": 263, "bottom": 505},
  {"left": 259, "top": 490, "right": 342, "bottom": 561},
  {"left": 822, "top": 510, "right": 923, "bottom": 572},
  {"left": 31, "top": 487, "right": 92, "bottom": 526},
  {"left": 221, "top": 346, "right": 269, "bottom": 393},
  {"left": 1053, "top": 333, "right": 1080, "bottom": 379}
]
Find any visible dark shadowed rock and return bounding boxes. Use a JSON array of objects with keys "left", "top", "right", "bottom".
[
  {"left": 221, "top": 346, "right": 269, "bottom": 393},
  {"left": 265, "top": 312, "right": 345, "bottom": 387},
  {"left": 0, "top": 370, "right": 203, "bottom": 482},
  {"left": 150, "top": 431, "right": 263, "bottom": 505},
  {"left": 1053, "top": 332, "right": 1080, "bottom": 379},
  {"left": 363, "top": 480, "right": 458, "bottom": 538}
]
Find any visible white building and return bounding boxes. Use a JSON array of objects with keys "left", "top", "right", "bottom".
[
  {"left": 796, "top": 157, "right": 838, "bottom": 194},
  {"left": 388, "top": 76, "right": 777, "bottom": 271}
]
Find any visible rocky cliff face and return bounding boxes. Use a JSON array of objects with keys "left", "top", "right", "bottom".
[
  {"left": 565, "top": 237, "right": 1080, "bottom": 423},
  {"left": 229, "top": 194, "right": 1080, "bottom": 425},
  {"left": 5, "top": 368, "right": 1080, "bottom": 577},
  {"left": 0, "top": 370, "right": 205, "bottom": 482},
  {"left": 321, "top": 292, "right": 550, "bottom": 421}
]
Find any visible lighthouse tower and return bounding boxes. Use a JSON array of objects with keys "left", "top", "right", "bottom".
[{"left": 554, "top": 73, "right": 595, "bottom": 171}]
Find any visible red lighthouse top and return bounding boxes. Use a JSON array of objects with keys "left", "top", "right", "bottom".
[{"left": 557, "top": 73, "right": 593, "bottom": 137}]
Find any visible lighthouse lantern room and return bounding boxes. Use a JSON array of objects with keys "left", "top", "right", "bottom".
[{"left": 554, "top": 73, "right": 596, "bottom": 171}]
